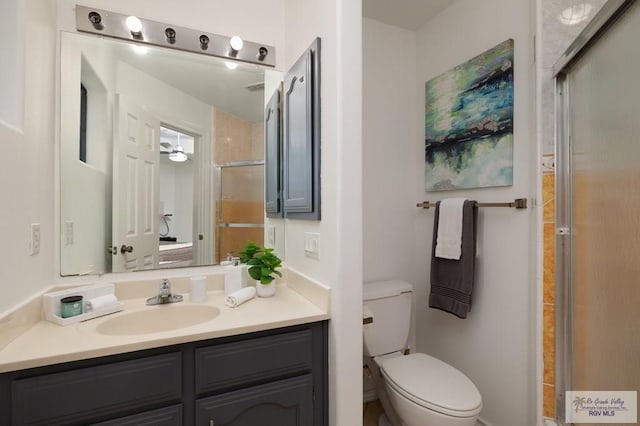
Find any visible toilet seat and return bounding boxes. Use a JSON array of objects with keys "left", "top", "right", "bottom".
[{"left": 380, "top": 353, "right": 482, "bottom": 418}]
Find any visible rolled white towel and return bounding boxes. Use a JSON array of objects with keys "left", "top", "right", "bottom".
[
  {"left": 225, "top": 287, "right": 256, "bottom": 308},
  {"left": 85, "top": 294, "right": 118, "bottom": 311}
]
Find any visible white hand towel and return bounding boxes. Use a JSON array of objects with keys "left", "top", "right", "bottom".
[
  {"left": 225, "top": 287, "right": 256, "bottom": 308},
  {"left": 85, "top": 294, "right": 118, "bottom": 311},
  {"left": 435, "top": 198, "right": 467, "bottom": 260}
]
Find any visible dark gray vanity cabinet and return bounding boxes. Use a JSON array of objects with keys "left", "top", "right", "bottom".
[
  {"left": 0, "top": 321, "right": 328, "bottom": 426},
  {"left": 265, "top": 87, "right": 282, "bottom": 218},
  {"left": 283, "top": 38, "right": 321, "bottom": 220}
]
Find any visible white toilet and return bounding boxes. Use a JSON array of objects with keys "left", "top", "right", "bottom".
[{"left": 363, "top": 280, "right": 482, "bottom": 426}]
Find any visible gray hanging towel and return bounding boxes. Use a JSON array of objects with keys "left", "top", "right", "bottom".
[{"left": 429, "top": 200, "right": 478, "bottom": 318}]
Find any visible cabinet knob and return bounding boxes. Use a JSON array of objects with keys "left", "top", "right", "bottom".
[
  {"left": 107, "top": 246, "right": 117, "bottom": 255},
  {"left": 120, "top": 245, "right": 133, "bottom": 254}
]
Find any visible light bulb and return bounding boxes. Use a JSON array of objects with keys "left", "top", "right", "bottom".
[
  {"left": 230, "top": 36, "right": 244, "bottom": 51},
  {"left": 126, "top": 16, "right": 143, "bottom": 35}
]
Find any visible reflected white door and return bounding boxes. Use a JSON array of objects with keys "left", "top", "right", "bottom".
[{"left": 112, "top": 95, "right": 160, "bottom": 272}]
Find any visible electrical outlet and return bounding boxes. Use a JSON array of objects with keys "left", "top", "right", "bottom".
[
  {"left": 304, "top": 232, "right": 320, "bottom": 259},
  {"left": 29, "top": 223, "right": 40, "bottom": 255}
]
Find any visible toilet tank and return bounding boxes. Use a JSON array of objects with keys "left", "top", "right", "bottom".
[{"left": 363, "top": 280, "right": 413, "bottom": 357}]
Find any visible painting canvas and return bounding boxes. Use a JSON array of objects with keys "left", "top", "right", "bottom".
[{"left": 425, "top": 39, "right": 514, "bottom": 191}]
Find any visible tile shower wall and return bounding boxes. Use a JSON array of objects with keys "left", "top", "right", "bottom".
[{"left": 537, "top": 0, "right": 607, "bottom": 420}]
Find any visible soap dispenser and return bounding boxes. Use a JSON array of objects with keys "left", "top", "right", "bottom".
[{"left": 224, "top": 258, "right": 247, "bottom": 295}]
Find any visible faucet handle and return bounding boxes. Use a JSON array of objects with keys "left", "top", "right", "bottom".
[{"left": 160, "top": 279, "right": 171, "bottom": 295}]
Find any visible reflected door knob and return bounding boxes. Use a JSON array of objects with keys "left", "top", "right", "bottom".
[
  {"left": 107, "top": 246, "right": 117, "bottom": 255},
  {"left": 120, "top": 245, "right": 134, "bottom": 254}
]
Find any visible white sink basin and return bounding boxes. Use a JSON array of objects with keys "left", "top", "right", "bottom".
[{"left": 96, "top": 305, "right": 220, "bottom": 336}]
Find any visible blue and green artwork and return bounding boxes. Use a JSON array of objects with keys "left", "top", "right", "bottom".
[{"left": 425, "top": 39, "right": 514, "bottom": 191}]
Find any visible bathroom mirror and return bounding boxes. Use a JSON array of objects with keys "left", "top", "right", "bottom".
[{"left": 60, "top": 31, "right": 280, "bottom": 276}]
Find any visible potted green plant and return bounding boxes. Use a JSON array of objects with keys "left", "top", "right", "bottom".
[{"left": 238, "top": 241, "right": 283, "bottom": 297}]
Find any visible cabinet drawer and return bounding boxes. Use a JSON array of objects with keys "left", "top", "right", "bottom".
[
  {"left": 195, "top": 329, "right": 312, "bottom": 394},
  {"left": 195, "top": 374, "right": 313, "bottom": 426},
  {"left": 12, "top": 352, "right": 181, "bottom": 425},
  {"left": 92, "top": 404, "right": 182, "bottom": 426}
]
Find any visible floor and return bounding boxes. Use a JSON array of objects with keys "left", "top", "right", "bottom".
[
  {"left": 363, "top": 400, "right": 484, "bottom": 426},
  {"left": 363, "top": 400, "right": 384, "bottom": 426}
]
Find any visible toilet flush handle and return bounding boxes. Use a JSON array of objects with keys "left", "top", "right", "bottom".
[{"left": 363, "top": 306, "right": 374, "bottom": 325}]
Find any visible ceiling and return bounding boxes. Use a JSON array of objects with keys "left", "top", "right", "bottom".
[{"left": 363, "top": 0, "right": 455, "bottom": 31}]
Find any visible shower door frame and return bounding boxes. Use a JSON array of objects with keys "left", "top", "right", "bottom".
[{"left": 553, "top": 0, "right": 637, "bottom": 423}]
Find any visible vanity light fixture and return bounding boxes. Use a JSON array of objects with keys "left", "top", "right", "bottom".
[
  {"left": 125, "top": 15, "right": 143, "bottom": 37},
  {"left": 75, "top": 5, "right": 276, "bottom": 67}
]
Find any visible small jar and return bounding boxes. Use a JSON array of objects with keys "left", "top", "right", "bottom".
[{"left": 60, "top": 296, "right": 83, "bottom": 318}]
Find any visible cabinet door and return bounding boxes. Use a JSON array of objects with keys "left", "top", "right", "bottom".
[
  {"left": 195, "top": 374, "right": 313, "bottom": 426},
  {"left": 265, "top": 87, "right": 282, "bottom": 217},
  {"left": 283, "top": 38, "right": 321, "bottom": 220}
]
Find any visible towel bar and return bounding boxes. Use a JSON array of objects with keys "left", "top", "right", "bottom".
[{"left": 416, "top": 198, "right": 527, "bottom": 209}]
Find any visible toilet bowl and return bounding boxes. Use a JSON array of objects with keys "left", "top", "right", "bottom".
[
  {"left": 363, "top": 280, "right": 482, "bottom": 426},
  {"left": 378, "top": 353, "right": 481, "bottom": 426}
]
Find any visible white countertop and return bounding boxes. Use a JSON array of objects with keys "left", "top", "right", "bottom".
[{"left": 0, "top": 282, "right": 329, "bottom": 373}]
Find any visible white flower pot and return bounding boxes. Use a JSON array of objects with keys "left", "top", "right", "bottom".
[{"left": 256, "top": 281, "right": 276, "bottom": 297}]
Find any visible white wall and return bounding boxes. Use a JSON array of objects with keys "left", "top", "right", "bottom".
[
  {"left": 413, "top": 0, "right": 536, "bottom": 425},
  {"left": 283, "top": 0, "right": 363, "bottom": 425},
  {"left": 59, "top": 33, "right": 116, "bottom": 275},
  {"left": 0, "top": 0, "right": 57, "bottom": 314},
  {"left": 0, "top": 0, "right": 25, "bottom": 129},
  {"left": 362, "top": 19, "right": 417, "bottom": 284}
]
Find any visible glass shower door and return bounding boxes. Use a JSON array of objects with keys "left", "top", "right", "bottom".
[
  {"left": 215, "top": 162, "right": 264, "bottom": 263},
  {"left": 556, "top": 1, "right": 640, "bottom": 423}
]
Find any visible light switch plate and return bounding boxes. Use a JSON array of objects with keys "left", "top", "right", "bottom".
[
  {"left": 267, "top": 226, "right": 276, "bottom": 246},
  {"left": 304, "top": 232, "right": 320, "bottom": 259}
]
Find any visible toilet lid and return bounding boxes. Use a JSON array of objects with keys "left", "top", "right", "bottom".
[{"left": 381, "top": 353, "right": 482, "bottom": 417}]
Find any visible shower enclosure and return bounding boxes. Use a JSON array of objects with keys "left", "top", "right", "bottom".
[
  {"left": 215, "top": 162, "right": 265, "bottom": 263},
  {"left": 213, "top": 109, "right": 265, "bottom": 264},
  {"left": 554, "top": 0, "right": 640, "bottom": 423}
]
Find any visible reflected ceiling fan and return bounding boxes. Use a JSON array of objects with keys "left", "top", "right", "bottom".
[{"left": 160, "top": 132, "right": 190, "bottom": 162}]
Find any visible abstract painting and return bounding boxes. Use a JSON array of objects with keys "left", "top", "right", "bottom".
[{"left": 425, "top": 39, "right": 514, "bottom": 191}]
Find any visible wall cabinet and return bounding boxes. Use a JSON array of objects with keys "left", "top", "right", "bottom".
[
  {"left": 283, "top": 38, "right": 321, "bottom": 220},
  {"left": 0, "top": 321, "right": 328, "bottom": 426}
]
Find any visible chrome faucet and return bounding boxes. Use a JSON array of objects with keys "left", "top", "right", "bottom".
[{"left": 146, "top": 279, "right": 184, "bottom": 305}]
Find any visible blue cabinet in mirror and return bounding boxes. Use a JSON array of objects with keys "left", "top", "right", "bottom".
[{"left": 265, "top": 88, "right": 282, "bottom": 218}]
